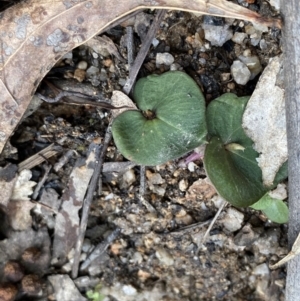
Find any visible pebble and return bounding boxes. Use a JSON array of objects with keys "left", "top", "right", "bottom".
[
  {"left": 170, "top": 63, "right": 181, "bottom": 71},
  {"left": 238, "top": 55, "right": 262, "bottom": 79},
  {"left": 122, "top": 285, "right": 137, "bottom": 296},
  {"left": 202, "top": 23, "right": 233, "bottom": 47},
  {"left": 73, "top": 69, "right": 86, "bottom": 82},
  {"left": 156, "top": 52, "right": 174, "bottom": 66},
  {"left": 187, "top": 162, "right": 196, "bottom": 172},
  {"left": 122, "top": 169, "right": 136, "bottom": 187},
  {"left": 155, "top": 247, "right": 174, "bottom": 266},
  {"left": 86, "top": 66, "right": 99, "bottom": 76},
  {"left": 99, "top": 68, "right": 108, "bottom": 81},
  {"left": 178, "top": 179, "right": 188, "bottom": 191},
  {"left": 253, "top": 228, "right": 280, "bottom": 255},
  {"left": 232, "top": 32, "right": 247, "bottom": 44},
  {"left": 77, "top": 60, "right": 88, "bottom": 70},
  {"left": 220, "top": 208, "right": 244, "bottom": 232},
  {"left": 231, "top": 60, "right": 251, "bottom": 85},
  {"left": 118, "top": 78, "right": 126, "bottom": 86},
  {"left": 252, "top": 263, "right": 269, "bottom": 276},
  {"left": 259, "top": 39, "right": 268, "bottom": 50},
  {"left": 152, "top": 38, "right": 159, "bottom": 47}
]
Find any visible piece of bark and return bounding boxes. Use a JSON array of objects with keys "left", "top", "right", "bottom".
[
  {"left": 52, "top": 143, "right": 99, "bottom": 265},
  {"left": 281, "top": 0, "right": 300, "bottom": 299}
]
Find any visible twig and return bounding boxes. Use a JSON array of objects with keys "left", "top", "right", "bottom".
[
  {"left": 80, "top": 228, "right": 121, "bottom": 271},
  {"left": 126, "top": 26, "right": 135, "bottom": 70},
  {"left": 53, "top": 150, "right": 74, "bottom": 172},
  {"left": 123, "top": 10, "right": 166, "bottom": 94},
  {"left": 71, "top": 124, "right": 112, "bottom": 279},
  {"left": 163, "top": 219, "right": 212, "bottom": 236},
  {"left": 18, "top": 143, "right": 62, "bottom": 171},
  {"left": 36, "top": 90, "right": 128, "bottom": 110},
  {"left": 139, "top": 165, "right": 146, "bottom": 196},
  {"left": 32, "top": 164, "right": 52, "bottom": 200},
  {"left": 197, "top": 199, "right": 227, "bottom": 253}
]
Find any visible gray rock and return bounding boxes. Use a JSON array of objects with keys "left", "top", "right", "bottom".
[
  {"left": 231, "top": 60, "right": 251, "bottom": 85},
  {"left": 232, "top": 32, "right": 247, "bottom": 44},
  {"left": 156, "top": 53, "right": 174, "bottom": 66},
  {"left": 242, "top": 56, "right": 287, "bottom": 186},
  {"left": 48, "top": 275, "right": 87, "bottom": 301},
  {"left": 203, "top": 24, "right": 233, "bottom": 47},
  {"left": 220, "top": 208, "right": 244, "bottom": 232},
  {"left": 238, "top": 55, "right": 262, "bottom": 79}
]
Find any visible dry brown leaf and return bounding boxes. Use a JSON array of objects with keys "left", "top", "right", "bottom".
[{"left": 0, "top": 0, "right": 281, "bottom": 155}]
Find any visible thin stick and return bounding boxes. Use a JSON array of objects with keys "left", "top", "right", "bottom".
[
  {"left": 80, "top": 228, "right": 121, "bottom": 271},
  {"left": 126, "top": 26, "right": 135, "bottom": 71},
  {"left": 71, "top": 123, "right": 113, "bottom": 278},
  {"left": 123, "top": 10, "right": 166, "bottom": 94},
  {"left": 197, "top": 199, "right": 227, "bottom": 252},
  {"left": 32, "top": 164, "right": 52, "bottom": 200}
]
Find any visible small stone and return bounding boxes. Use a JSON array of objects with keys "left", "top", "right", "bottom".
[
  {"left": 138, "top": 269, "right": 151, "bottom": 282},
  {"left": 103, "top": 58, "right": 113, "bottom": 67},
  {"left": 203, "top": 23, "right": 233, "bottom": 47},
  {"left": 122, "top": 169, "right": 136, "bottom": 186},
  {"left": 252, "top": 263, "right": 269, "bottom": 276},
  {"left": 186, "top": 178, "right": 216, "bottom": 201},
  {"left": 152, "top": 38, "right": 159, "bottom": 47},
  {"left": 220, "top": 73, "right": 231, "bottom": 82},
  {"left": 131, "top": 252, "right": 143, "bottom": 264},
  {"left": 232, "top": 32, "right": 247, "bottom": 44},
  {"left": 170, "top": 63, "right": 181, "bottom": 71},
  {"left": 243, "top": 49, "right": 252, "bottom": 57},
  {"left": 245, "top": 24, "right": 256, "bottom": 35},
  {"left": 234, "top": 224, "right": 258, "bottom": 246},
  {"left": 220, "top": 208, "right": 244, "bottom": 232},
  {"left": 156, "top": 53, "right": 174, "bottom": 66},
  {"left": 146, "top": 170, "right": 165, "bottom": 185},
  {"left": 99, "top": 68, "right": 107, "bottom": 81},
  {"left": 155, "top": 247, "right": 174, "bottom": 266},
  {"left": 77, "top": 61, "right": 88, "bottom": 70},
  {"left": 86, "top": 66, "right": 99, "bottom": 76},
  {"left": 73, "top": 69, "right": 86, "bottom": 82},
  {"left": 179, "top": 179, "right": 188, "bottom": 191},
  {"left": 231, "top": 60, "right": 251, "bottom": 85},
  {"left": 259, "top": 39, "right": 268, "bottom": 50},
  {"left": 238, "top": 55, "right": 262, "bottom": 79},
  {"left": 122, "top": 285, "right": 137, "bottom": 296},
  {"left": 187, "top": 162, "right": 196, "bottom": 172}
]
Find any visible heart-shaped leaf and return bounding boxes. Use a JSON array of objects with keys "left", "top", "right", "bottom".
[
  {"left": 251, "top": 193, "right": 288, "bottom": 224},
  {"left": 203, "top": 93, "right": 286, "bottom": 207},
  {"left": 112, "top": 71, "right": 207, "bottom": 165}
]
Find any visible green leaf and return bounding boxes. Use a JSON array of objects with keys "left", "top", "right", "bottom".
[
  {"left": 251, "top": 193, "right": 289, "bottom": 224},
  {"left": 112, "top": 71, "right": 207, "bottom": 165},
  {"left": 204, "top": 136, "right": 266, "bottom": 207},
  {"left": 204, "top": 93, "right": 267, "bottom": 207}
]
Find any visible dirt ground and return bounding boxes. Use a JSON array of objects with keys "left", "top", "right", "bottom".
[{"left": 0, "top": 1, "right": 288, "bottom": 300}]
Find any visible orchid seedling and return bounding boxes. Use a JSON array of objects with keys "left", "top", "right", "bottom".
[{"left": 112, "top": 71, "right": 288, "bottom": 223}]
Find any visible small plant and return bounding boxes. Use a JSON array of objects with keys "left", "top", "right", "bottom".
[
  {"left": 86, "top": 284, "right": 105, "bottom": 301},
  {"left": 112, "top": 71, "right": 288, "bottom": 223}
]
